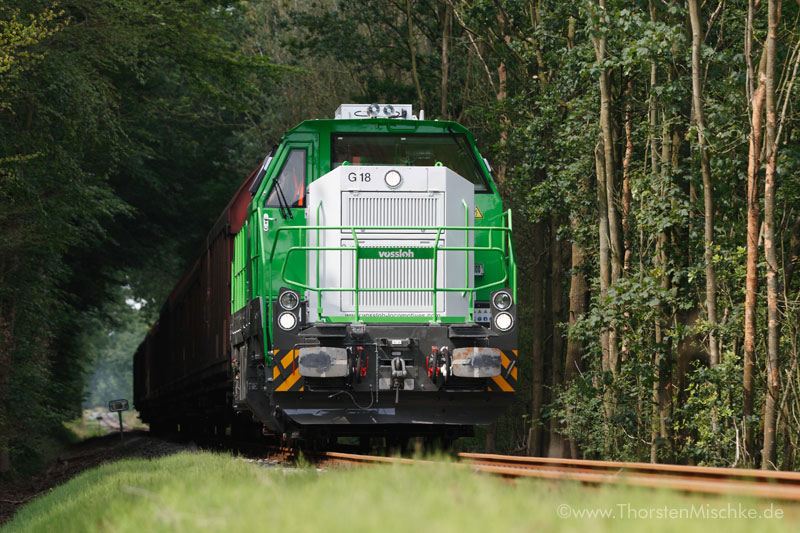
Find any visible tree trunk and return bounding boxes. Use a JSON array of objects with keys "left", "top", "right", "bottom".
[
  {"left": 0, "top": 297, "right": 15, "bottom": 474},
  {"left": 688, "top": 0, "right": 719, "bottom": 367},
  {"left": 564, "top": 215, "right": 588, "bottom": 459},
  {"left": 622, "top": 80, "right": 633, "bottom": 273},
  {"left": 527, "top": 222, "right": 546, "bottom": 456},
  {"left": 440, "top": 4, "right": 451, "bottom": 119},
  {"left": 761, "top": 0, "right": 781, "bottom": 470},
  {"left": 783, "top": 217, "right": 800, "bottom": 292},
  {"left": 592, "top": 0, "right": 622, "bottom": 376},
  {"left": 595, "top": 141, "right": 611, "bottom": 376},
  {"left": 647, "top": 5, "right": 661, "bottom": 462},
  {"left": 406, "top": 0, "right": 424, "bottom": 111},
  {"left": 620, "top": 80, "right": 633, "bottom": 369},
  {"left": 495, "top": 31, "right": 510, "bottom": 186},
  {"left": 781, "top": 401, "right": 793, "bottom": 470},
  {"left": 652, "top": 107, "right": 675, "bottom": 463},
  {"left": 648, "top": 1, "right": 659, "bottom": 177},
  {"left": 548, "top": 218, "right": 564, "bottom": 456},
  {"left": 743, "top": 39, "right": 767, "bottom": 464},
  {"left": 485, "top": 422, "right": 496, "bottom": 453},
  {"left": 652, "top": 230, "right": 672, "bottom": 463}
]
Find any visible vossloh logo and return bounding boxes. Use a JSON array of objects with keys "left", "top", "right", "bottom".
[{"left": 377, "top": 249, "right": 415, "bottom": 259}]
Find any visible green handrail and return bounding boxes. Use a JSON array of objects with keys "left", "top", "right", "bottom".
[
  {"left": 505, "top": 209, "right": 517, "bottom": 296},
  {"left": 268, "top": 222, "right": 516, "bottom": 323},
  {"left": 461, "top": 199, "right": 471, "bottom": 319},
  {"left": 431, "top": 228, "right": 443, "bottom": 323},
  {"left": 316, "top": 201, "right": 323, "bottom": 317},
  {"left": 351, "top": 227, "right": 360, "bottom": 320}
]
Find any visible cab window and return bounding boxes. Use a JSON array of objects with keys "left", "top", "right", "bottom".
[{"left": 265, "top": 149, "right": 306, "bottom": 208}]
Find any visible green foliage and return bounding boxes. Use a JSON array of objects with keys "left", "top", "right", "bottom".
[
  {"left": 80, "top": 285, "right": 154, "bottom": 408},
  {"left": 0, "top": 0, "right": 280, "bottom": 473},
  {"left": 451, "top": 0, "right": 800, "bottom": 467},
  {"left": 0, "top": 3, "right": 65, "bottom": 109},
  {"left": 673, "top": 359, "right": 744, "bottom": 466}
]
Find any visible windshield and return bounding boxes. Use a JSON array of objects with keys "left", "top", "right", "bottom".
[{"left": 331, "top": 133, "right": 490, "bottom": 192}]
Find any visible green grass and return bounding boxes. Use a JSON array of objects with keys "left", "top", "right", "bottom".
[
  {"left": 4, "top": 452, "right": 798, "bottom": 532},
  {"left": 5, "top": 421, "right": 88, "bottom": 477},
  {"left": 62, "top": 409, "right": 149, "bottom": 441},
  {"left": 61, "top": 418, "right": 107, "bottom": 441}
]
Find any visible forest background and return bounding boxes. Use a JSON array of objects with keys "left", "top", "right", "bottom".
[{"left": 2, "top": 0, "right": 799, "bottom": 474}]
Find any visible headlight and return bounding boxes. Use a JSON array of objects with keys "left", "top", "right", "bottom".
[
  {"left": 279, "top": 291, "right": 299, "bottom": 310},
  {"left": 493, "top": 291, "right": 512, "bottom": 310},
  {"left": 278, "top": 312, "right": 298, "bottom": 331},
  {"left": 494, "top": 312, "right": 514, "bottom": 331},
  {"left": 384, "top": 170, "right": 402, "bottom": 188}
]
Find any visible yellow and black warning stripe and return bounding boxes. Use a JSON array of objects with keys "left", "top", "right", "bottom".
[
  {"left": 272, "top": 348, "right": 517, "bottom": 393},
  {"left": 487, "top": 349, "right": 518, "bottom": 392},
  {"left": 271, "top": 349, "right": 304, "bottom": 392}
]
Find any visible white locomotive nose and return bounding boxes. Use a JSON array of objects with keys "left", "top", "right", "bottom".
[{"left": 307, "top": 164, "right": 475, "bottom": 321}]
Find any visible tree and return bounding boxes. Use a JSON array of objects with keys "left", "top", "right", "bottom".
[
  {"left": 688, "top": 0, "right": 719, "bottom": 368},
  {"left": 743, "top": 0, "right": 767, "bottom": 462},
  {"left": 761, "top": 0, "right": 780, "bottom": 470}
]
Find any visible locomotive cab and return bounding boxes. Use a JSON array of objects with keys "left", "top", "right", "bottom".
[{"left": 230, "top": 104, "right": 517, "bottom": 440}]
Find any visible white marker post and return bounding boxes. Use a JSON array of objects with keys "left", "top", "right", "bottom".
[{"left": 108, "top": 399, "right": 129, "bottom": 442}]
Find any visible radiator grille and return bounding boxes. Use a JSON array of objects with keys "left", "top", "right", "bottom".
[
  {"left": 357, "top": 258, "right": 434, "bottom": 310},
  {"left": 345, "top": 194, "right": 440, "bottom": 229},
  {"left": 340, "top": 246, "right": 445, "bottom": 314},
  {"left": 340, "top": 193, "right": 445, "bottom": 314}
]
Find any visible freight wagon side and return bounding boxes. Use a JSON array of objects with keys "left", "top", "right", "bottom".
[{"left": 134, "top": 172, "right": 255, "bottom": 435}]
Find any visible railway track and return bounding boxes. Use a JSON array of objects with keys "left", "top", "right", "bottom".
[
  {"left": 458, "top": 453, "right": 800, "bottom": 501},
  {"left": 300, "top": 449, "right": 800, "bottom": 502}
]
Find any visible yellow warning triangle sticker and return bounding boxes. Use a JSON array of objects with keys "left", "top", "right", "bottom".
[{"left": 475, "top": 205, "right": 484, "bottom": 219}]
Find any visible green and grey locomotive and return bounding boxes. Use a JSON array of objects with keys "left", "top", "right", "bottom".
[{"left": 134, "top": 104, "right": 517, "bottom": 442}]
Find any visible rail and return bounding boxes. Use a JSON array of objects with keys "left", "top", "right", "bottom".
[
  {"left": 266, "top": 209, "right": 516, "bottom": 323},
  {"left": 298, "top": 450, "right": 800, "bottom": 502},
  {"left": 457, "top": 453, "right": 800, "bottom": 501}
]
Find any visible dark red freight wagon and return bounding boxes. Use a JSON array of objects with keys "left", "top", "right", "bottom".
[{"left": 134, "top": 171, "right": 255, "bottom": 435}]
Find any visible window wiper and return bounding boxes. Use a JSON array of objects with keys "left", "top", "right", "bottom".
[
  {"left": 448, "top": 126, "right": 487, "bottom": 189},
  {"left": 273, "top": 178, "right": 294, "bottom": 220},
  {"left": 250, "top": 145, "right": 277, "bottom": 195},
  {"left": 447, "top": 126, "right": 471, "bottom": 160}
]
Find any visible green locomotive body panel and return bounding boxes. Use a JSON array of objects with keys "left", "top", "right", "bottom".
[{"left": 233, "top": 118, "right": 515, "bottom": 344}]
